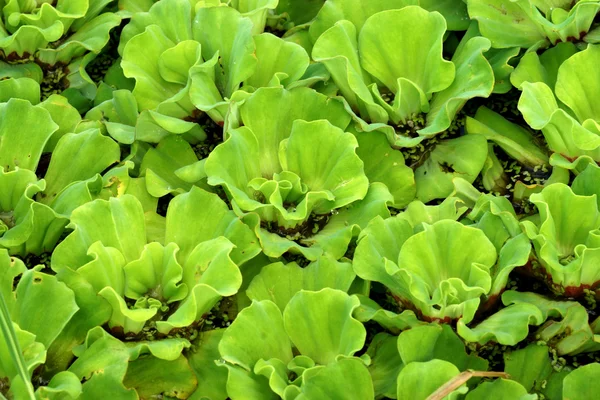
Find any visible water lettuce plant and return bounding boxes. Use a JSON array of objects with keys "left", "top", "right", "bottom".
[
  {"left": 312, "top": 5, "right": 494, "bottom": 203},
  {"left": 353, "top": 192, "right": 531, "bottom": 326},
  {"left": 3, "top": 1, "right": 600, "bottom": 398},
  {"left": 116, "top": 0, "right": 316, "bottom": 145},
  {"left": 521, "top": 165, "right": 600, "bottom": 297},
  {"left": 515, "top": 44, "right": 600, "bottom": 170},
  {"left": 0, "top": 0, "right": 122, "bottom": 110},
  {"left": 0, "top": 95, "right": 120, "bottom": 256},
  {"left": 205, "top": 87, "right": 392, "bottom": 261},
  {"left": 219, "top": 289, "right": 372, "bottom": 399}
]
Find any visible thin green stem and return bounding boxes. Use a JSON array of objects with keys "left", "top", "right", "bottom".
[{"left": 0, "top": 290, "right": 36, "bottom": 400}]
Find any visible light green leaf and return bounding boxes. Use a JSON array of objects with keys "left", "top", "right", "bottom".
[
  {"left": 11, "top": 268, "right": 78, "bottom": 350},
  {"left": 52, "top": 195, "right": 147, "bottom": 271},
  {"left": 297, "top": 358, "right": 374, "bottom": 400},
  {"left": 467, "top": 0, "right": 545, "bottom": 49},
  {"left": 465, "top": 379, "right": 537, "bottom": 400},
  {"left": 283, "top": 289, "right": 365, "bottom": 365},
  {"left": 396, "top": 220, "right": 495, "bottom": 321},
  {"left": 139, "top": 135, "right": 199, "bottom": 197},
  {"left": 35, "top": 371, "right": 82, "bottom": 400},
  {"left": 396, "top": 359, "right": 465, "bottom": 400},
  {"left": 41, "top": 129, "right": 120, "bottom": 206},
  {"left": 311, "top": 20, "right": 388, "bottom": 124},
  {"left": 420, "top": 0, "right": 470, "bottom": 31},
  {"left": 504, "top": 343, "right": 564, "bottom": 398},
  {"left": 119, "top": 0, "right": 193, "bottom": 52},
  {"left": 510, "top": 42, "right": 577, "bottom": 90},
  {"left": 397, "top": 324, "right": 487, "bottom": 371},
  {"left": 421, "top": 36, "right": 494, "bottom": 135},
  {"left": 280, "top": 119, "right": 369, "bottom": 209},
  {"left": 123, "top": 242, "right": 187, "bottom": 302},
  {"left": 457, "top": 302, "right": 544, "bottom": 345},
  {"left": 214, "top": 87, "right": 351, "bottom": 178},
  {"left": 122, "top": 25, "right": 197, "bottom": 112},
  {"left": 366, "top": 333, "right": 403, "bottom": 399},
  {"left": 523, "top": 183, "right": 600, "bottom": 289},
  {"left": 0, "top": 77, "right": 39, "bottom": 104},
  {"left": 353, "top": 215, "right": 414, "bottom": 295},
  {"left": 222, "top": 363, "right": 277, "bottom": 400},
  {"left": 246, "top": 255, "right": 355, "bottom": 311},
  {"left": 219, "top": 300, "right": 293, "bottom": 371},
  {"left": 415, "top": 135, "right": 488, "bottom": 203},
  {"left": 359, "top": 7, "right": 454, "bottom": 98},
  {"left": 246, "top": 33, "right": 309, "bottom": 88},
  {"left": 555, "top": 44, "right": 600, "bottom": 123},
  {"left": 0, "top": 98, "right": 57, "bottom": 172},
  {"left": 466, "top": 106, "right": 549, "bottom": 167},
  {"left": 563, "top": 363, "right": 600, "bottom": 400},
  {"left": 231, "top": 0, "right": 278, "bottom": 35},
  {"left": 37, "top": 13, "right": 122, "bottom": 66},
  {"left": 193, "top": 6, "right": 257, "bottom": 98},
  {"left": 123, "top": 355, "right": 198, "bottom": 399},
  {"left": 519, "top": 81, "right": 600, "bottom": 162},
  {"left": 157, "top": 237, "right": 241, "bottom": 333},
  {"left": 68, "top": 328, "right": 136, "bottom": 399},
  {"left": 353, "top": 129, "right": 416, "bottom": 208}
]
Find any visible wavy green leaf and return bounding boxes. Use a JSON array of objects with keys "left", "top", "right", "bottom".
[{"left": 283, "top": 289, "right": 365, "bottom": 365}]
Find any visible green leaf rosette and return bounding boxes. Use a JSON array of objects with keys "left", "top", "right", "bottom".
[
  {"left": 0, "top": 0, "right": 122, "bottom": 111},
  {"left": 0, "top": 97, "right": 120, "bottom": 256},
  {"left": 353, "top": 194, "right": 530, "bottom": 325},
  {"left": 514, "top": 44, "right": 600, "bottom": 170},
  {"left": 563, "top": 363, "right": 600, "bottom": 399},
  {"left": 366, "top": 324, "right": 491, "bottom": 399},
  {"left": 503, "top": 343, "right": 572, "bottom": 399},
  {"left": 521, "top": 171, "right": 600, "bottom": 297},
  {"left": 205, "top": 87, "right": 393, "bottom": 260},
  {"left": 218, "top": 289, "right": 373, "bottom": 400},
  {"left": 119, "top": 0, "right": 224, "bottom": 139},
  {"left": 310, "top": 0, "right": 470, "bottom": 45},
  {"left": 48, "top": 187, "right": 259, "bottom": 376},
  {"left": 118, "top": 0, "right": 315, "bottom": 146},
  {"left": 312, "top": 6, "right": 493, "bottom": 202}
]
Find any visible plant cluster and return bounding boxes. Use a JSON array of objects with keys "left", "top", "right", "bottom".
[{"left": 2, "top": 0, "right": 600, "bottom": 399}]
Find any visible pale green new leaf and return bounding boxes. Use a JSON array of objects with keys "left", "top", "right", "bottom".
[
  {"left": 283, "top": 289, "right": 365, "bottom": 365},
  {"left": 358, "top": 7, "right": 454, "bottom": 100}
]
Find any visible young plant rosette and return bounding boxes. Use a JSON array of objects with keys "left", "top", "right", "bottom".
[
  {"left": 48, "top": 186, "right": 260, "bottom": 390},
  {"left": 353, "top": 190, "right": 531, "bottom": 336},
  {"left": 521, "top": 165, "right": 600, "bottom": 298},
  {"left": 218, "top": 288, "right": 374, "bottom": 399},
  {"left": 311, "top": 5, "right": 494, "bottom": 202},
  {"left": 117, "top": 0, "right": 314, "bottom": 143},
  {"left": 205, "top": 87, "right": 392, "bottom": 261},
  {"left": 0, "top": 96, "right": 120, "bottom": 256},
  {"left": 0, "top": 0, "right": 122, "bottom": 109},
  {"left": 514, "top": 44, "right": 600, "bottom": 171}
]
